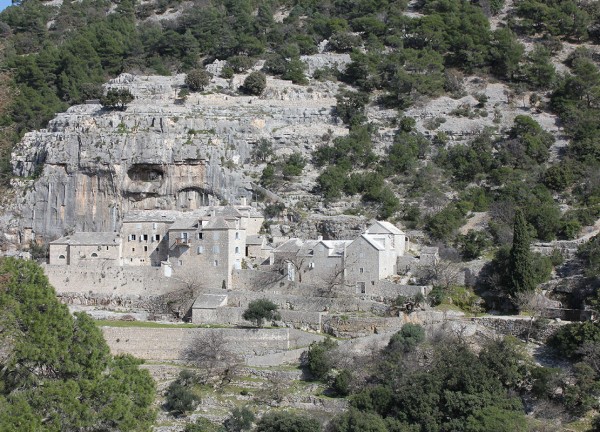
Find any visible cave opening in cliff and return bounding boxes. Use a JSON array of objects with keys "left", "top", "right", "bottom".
[{"left": 127, "top": 164, "right": 164, "bottom": 182}]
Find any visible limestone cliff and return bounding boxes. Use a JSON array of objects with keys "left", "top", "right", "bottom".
[{"left": 6, "top": 72, "right": 347, "bottom": 243}]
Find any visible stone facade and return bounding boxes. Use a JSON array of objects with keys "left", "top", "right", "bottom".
[
  {"left": 121, "top": 213, "right": 174, "bottom": 266},
  {"left": 271, "top": 221, "right": 409, "bottom": 295},
  {"left": 49, "top": 232, "right": 121, "bottom": 265},
  {"left": 49, "top": 205, "right": 263, "bottom": 289}
]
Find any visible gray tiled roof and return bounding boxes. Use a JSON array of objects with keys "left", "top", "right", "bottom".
[
  {"left": 246, "top": 235, "right": 265, "bottom": 245},
  {"left": 356, "top": 234, "right": 385, "bottom": 251},
  {"left": 366, "top": 220, "right": 405, "bottom": 235},
  {"left": 204, "top": 216, "right": 234, "bottom": 230},
  {"left": 169, "top": 218, "right": 199, "bottom": 230},
  {"left": 50, "top": 232, "right": 120, "bottom": 246}
]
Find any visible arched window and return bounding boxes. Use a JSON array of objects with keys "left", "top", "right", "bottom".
[
  {"left": 235, "top": 247, "right": 240, "bottom": 254},
  {"left": 58, "top": 255, "right": 66, "bottom": 259},
  {"left": 91, "top": 253, "right": 98, "bottom": 257}
]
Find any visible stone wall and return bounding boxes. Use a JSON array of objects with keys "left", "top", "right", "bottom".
[
  {"left": 102, "top": 327, "right": 291, "bottom": 360},
  {"left": 222, "top": 289, "right": 387, "bottom": 314},
  {"left": 44, "top": 263, "right": 177, "bottom": 297},
  {"left": 371, "top": 281, "right": 430, "bottom": 300},
  {"left": 470, "top": 316, "right": 564, "bottom": 342},
  {"left": 101, "top": 326, "right": 324, "bottom": 361},
  {"left": 192, "top": 306, "right": 326, "bottom": 331}
]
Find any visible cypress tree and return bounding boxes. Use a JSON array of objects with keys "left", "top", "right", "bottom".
[{"left": 509, "top": 209, "right": 536, "bottom": 294}]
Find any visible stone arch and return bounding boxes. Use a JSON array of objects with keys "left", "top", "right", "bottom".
[{"left": 176, "top": 187, "right": 214, "bottom": 209}]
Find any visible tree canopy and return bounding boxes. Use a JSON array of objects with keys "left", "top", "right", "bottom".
[
  {"left": 0, "top": 257, "right": 156, "bottom": 431},
  {"left": 242, "top": 299, "right": 280, "bottom": 327}
]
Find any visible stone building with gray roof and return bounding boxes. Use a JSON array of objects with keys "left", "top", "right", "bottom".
[
  {"left": 49, "top": 205, "right": 263, "bottom": 282},
  {"left": 49, "top": 232, "right": 121, "bottom": 265},
  {"left": 271, "top": 221, "right": 408, "bottom": 295}
]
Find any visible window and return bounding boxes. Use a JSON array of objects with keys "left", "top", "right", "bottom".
[
  {"left": 130, "top": 234, "right": 136, "bottom": 241},
  {"left": 309, "top": 262, "right": 315, "bottom": 269},
  {"left": 132, "top": 248, "right": 135, "bottom": 252},
  {"left": 91, "top": 253, "right": 98, "bottom": 257},
  {"left": 156, "top": 247, "right": 160, "bottom": 252},
  {"left": 235, "top": 232, "right": 240, "bottom": 240},
  {"left": 357, "top": 282, "right": 366, "bottom": 294},
  {"left": 142, "top": 234, "right": 148, "bottom": 241},
  {"left": 214, "top": 260, "right": 219, "bottom": 267},
  {"left": 213, "top": 245, "right": 220, "bottom": 254},
  {"left": 178, "top": 260, "right": 183, "bottom": 266},
  {"left": 106, "top": 246, "right": 109, "bottom": 250},
  {"left": 153, "top": 223, "right": 158, "bottom": 230},
  {"left": 198, "top": 232, "right": 203, "bottom": 240},
  {"left": 197, "top": 246, "right": 204, "bottom": 254},
  {"left": 136, "top": 223, "right": 141, "bottom": 229},
  {"left": 58, "top": 255, "right": 65, "bottom": 259},
  {"left": 154, "top": 234, "right": 160, "bottom": 241},
  {"left": 235, "top": 246, "right": 240, "bottom": 254},
  {"left": 144, "top": 246, "right": 148, "bottom": 252},
  {"left": 371, "top": 281, "right": 375, "bottom": 286},
  {"left": 359, "top": 268, "right": 364, "bottom": 273}
]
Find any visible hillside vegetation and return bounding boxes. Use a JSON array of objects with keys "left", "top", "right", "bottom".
[
  {"left": 0, "top": 258, "right": 156, "bottom": 431},
  {"left": 3, "top": 0, "right": 600, "bottom": 428}
]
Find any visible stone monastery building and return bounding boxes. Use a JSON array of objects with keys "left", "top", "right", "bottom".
[{"left": 49, "top": 205, "right": 410, "bottom": 292}]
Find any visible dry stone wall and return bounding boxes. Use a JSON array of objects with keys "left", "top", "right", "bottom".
[
  {"left": 193, "top": 306, "right": 326, "bottom": 332},
  {"left": 101, "top": 327, "right": 324, "bottom": 361},
  {"left": 102, "top": 327, "right": 291, "bottom": 360}
]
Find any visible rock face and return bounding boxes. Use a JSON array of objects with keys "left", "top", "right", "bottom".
[{"left": 7, "top": 73, "right": 346, "bottom": 241}]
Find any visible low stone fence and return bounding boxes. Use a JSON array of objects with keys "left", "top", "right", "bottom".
[
  {"left": 371, "top": 281, "right": 430, "bottom": 301},
  {"left": 470, "top": 316, "right": 565, "bottom": 342},
  {"left": 222, "top": 290, "right": 386, "bottom": 314},
  {"left": 192, "top": 306, "right": 327, "bottom": 332},
  {"left": 102, "top": 327, "right": 293, "bottom": 360}
]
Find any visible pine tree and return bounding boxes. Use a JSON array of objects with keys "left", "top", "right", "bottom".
[{"left": 508, "top": 209, "right": 536, "bottom": 294}]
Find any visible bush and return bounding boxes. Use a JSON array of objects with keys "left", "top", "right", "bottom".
[
  {"left": 331, "top": 369, "right": 352, "bottom": 397},
  {"left": 282, "top": 58, "right": 308, "bottom": 85},
  {"left": 241, "top": 71, "right": 267, "bottom": 95},
  {"left": 428, "top": 286, "right": 445, "bottom": 306},
  {"left": 305, "top": 337, "right": 338, "bottom": 381},
  {"left": 224, "top": 406, "right": 255, "bottom": 432},
  {"left": 185, "top": 417, "right": 225, "bottom": 432},
  {"left": 100, "top": 88, "right": 134, "bottom": 110},
  {"left": 255, "top": 411, "right": 321, "bottom": 432},
  {"left": 185, "top": 68, "right": 212, "bottom": 92},
  {"left": 335, "top": 90, "right": 369, "bottom": 125},
  {"left": 242, "top": 299, "right": 280, "bottom": 327},
  {"left": 549, "top": 322, "right": 600, "bottom": 359},
  {"left": 164, "top": 376, "right": 200, "bottom": 415},
  {"left": 327, "top": 32, "right": 362, "bottom": 53},
  {"left": 282, "top": 152, "right": 306, "bottom": 179},
  {"left": 227, "top": 56, "right": 256, "bottom": 73},
  {"left": 456, "top": 230, "right": 490, "bottom": 260},
  {"left": 385, "top": 324, "right": 425, "bottom": 355}
]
